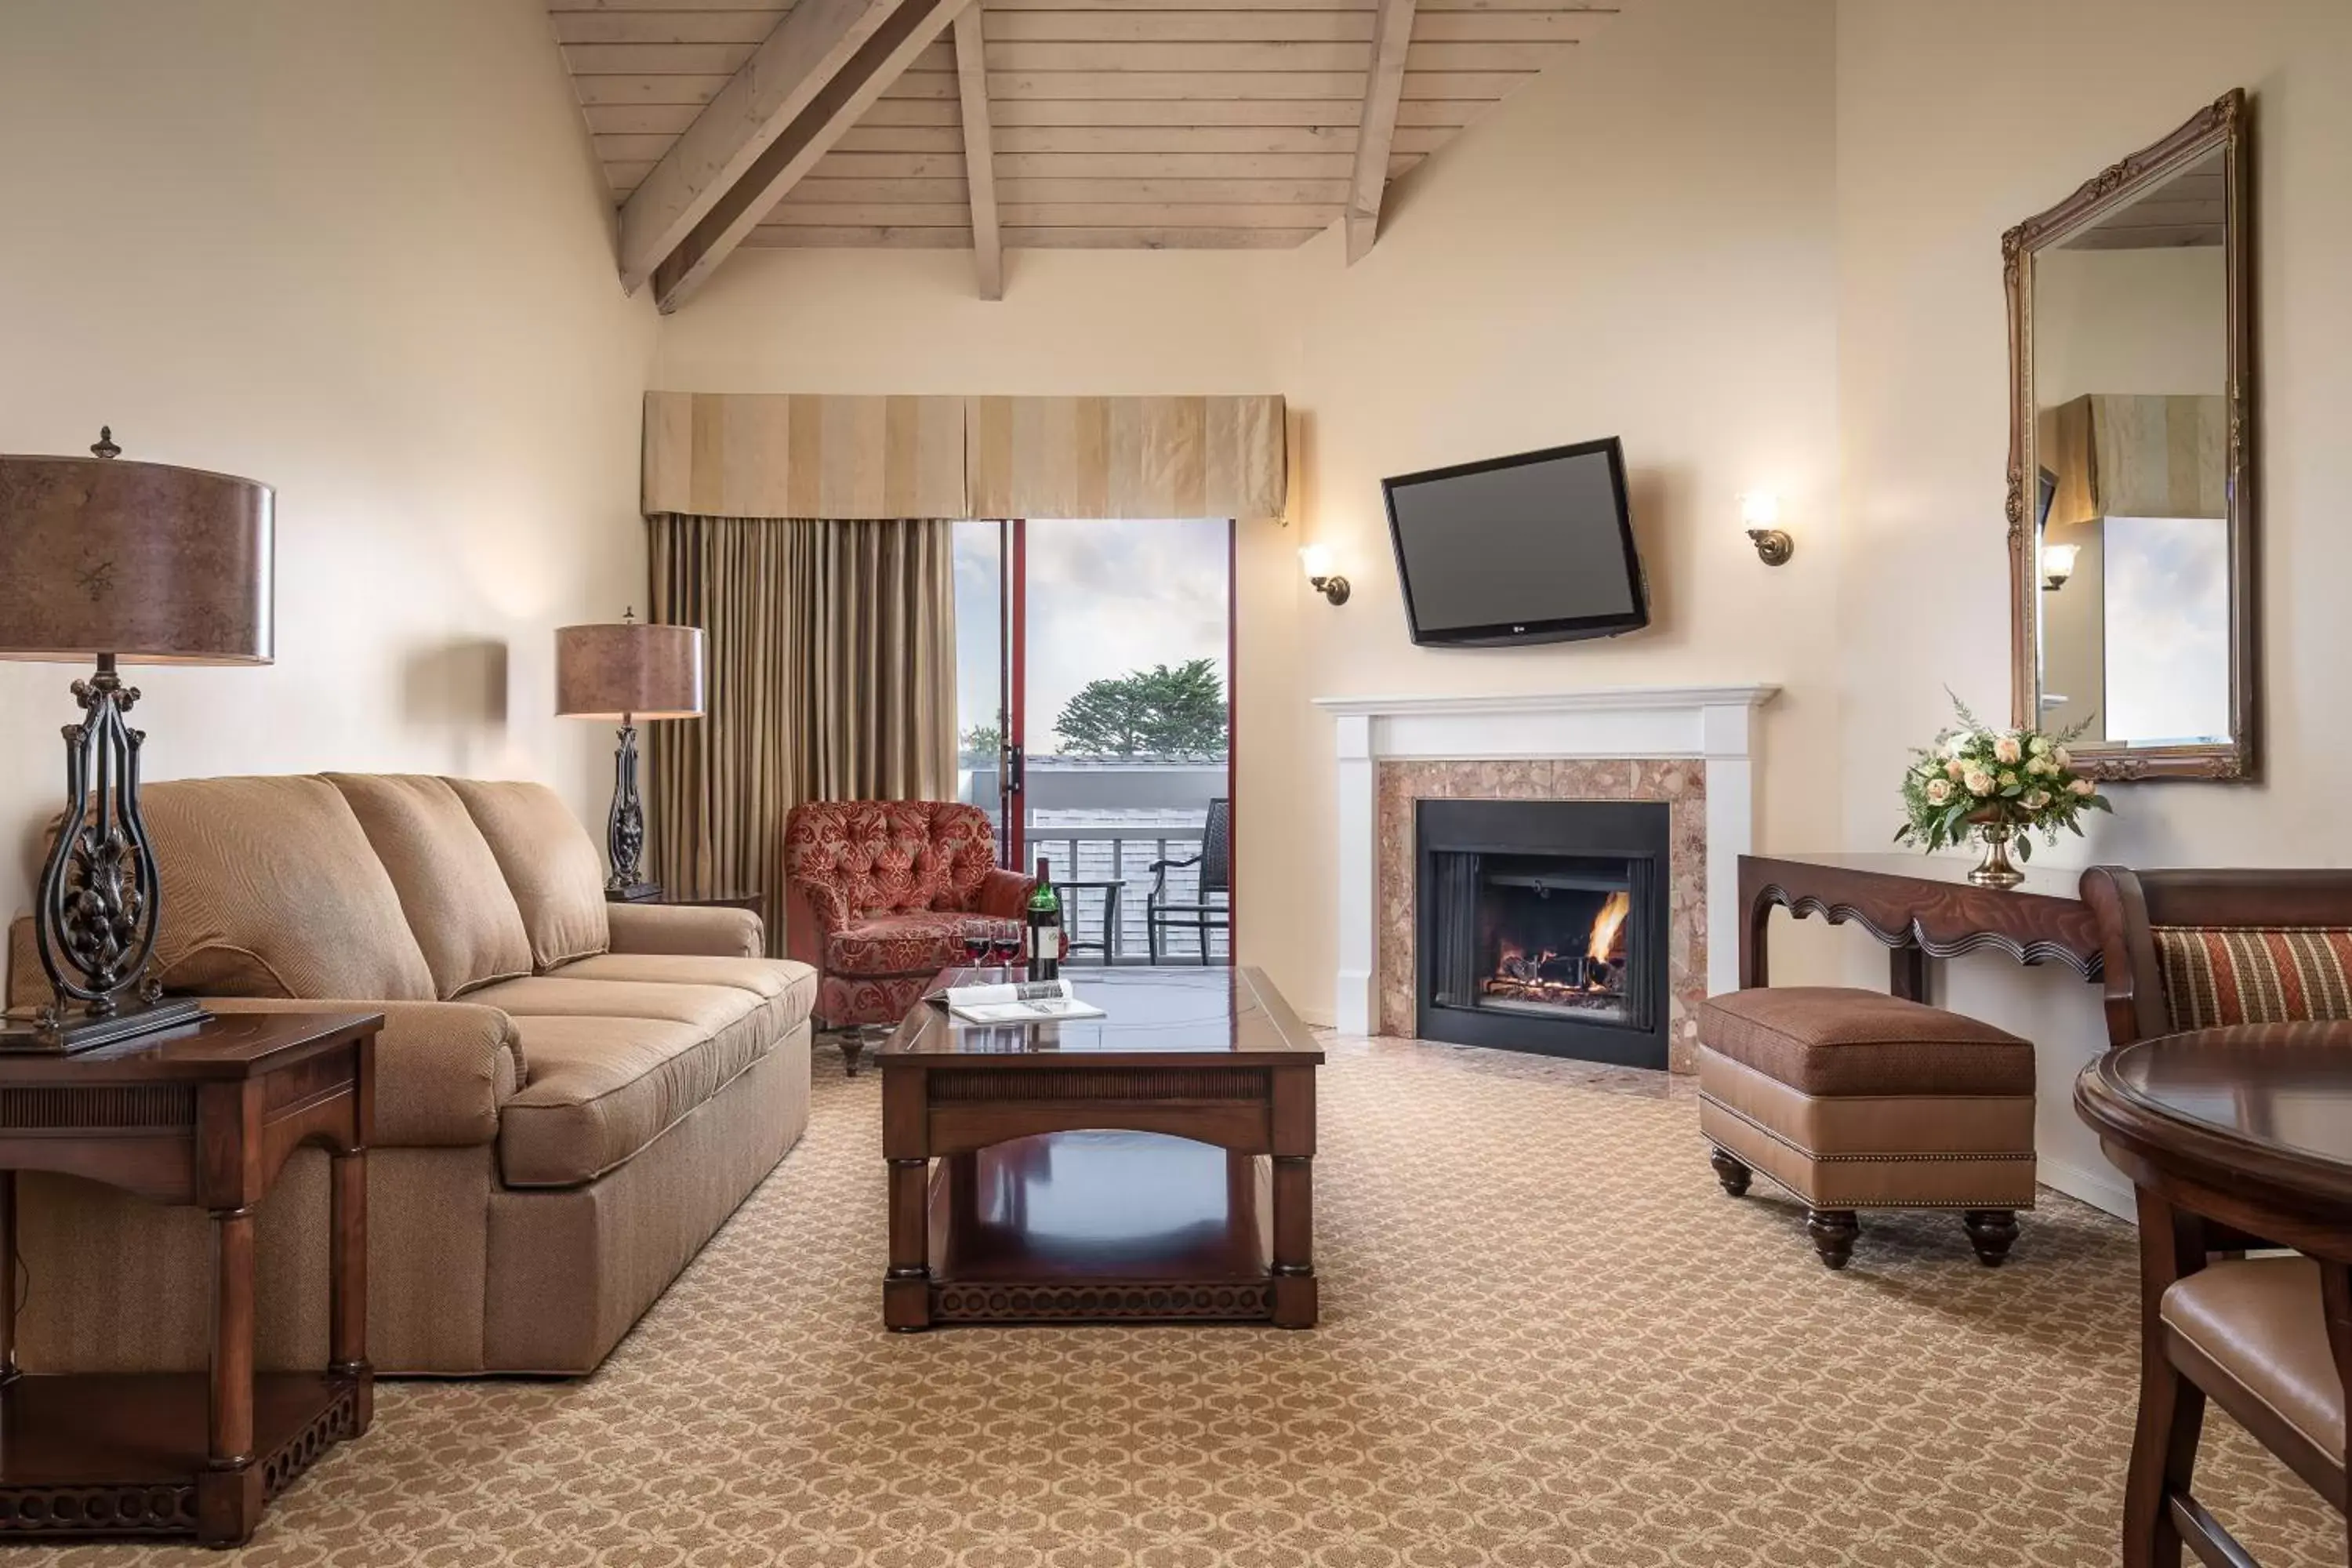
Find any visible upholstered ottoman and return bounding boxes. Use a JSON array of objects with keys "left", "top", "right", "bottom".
[{"left": 1697, "top": 987, "right": 2038, "bottom": 1269}]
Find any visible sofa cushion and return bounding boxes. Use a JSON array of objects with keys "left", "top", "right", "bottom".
[
  {"left": 826, "top": 910, "right": 1020, "bottom": 979},
  {"left": 551, "top": 954, "right": 815, "bottom": 1031},
  {"left": 1698, "top": 987, "right": 2034, "bottom": 1098},
  {"left": 497, "top": 992, "right": 786, "bottom": 1187},
  {"left": 138, "top": 775, "right": 436, "bottom": 1000},
  {"left": 325, "top": 774, "right": 534, "bottom": 999},
  {"left": 446, "top": 779, "right": 610, "bottom": 970}
]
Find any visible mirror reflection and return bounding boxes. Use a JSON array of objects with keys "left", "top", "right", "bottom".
[{"left": 2030, "top": 148, "right": 2231, "bottom": 750}]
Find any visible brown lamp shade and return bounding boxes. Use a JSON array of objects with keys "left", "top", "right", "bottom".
[
  {"left": 0, "top": 454, "right": 274, "bottom": 664},
  {"left": 556, "top": 621, "right": 705, "bottom": 720}
]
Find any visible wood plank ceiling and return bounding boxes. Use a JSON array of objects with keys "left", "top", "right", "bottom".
[{"left": 548, "top": 0, "right": 1619, "bottom": 305}]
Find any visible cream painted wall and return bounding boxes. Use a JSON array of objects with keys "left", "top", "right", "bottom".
[
  {"left": 1837, "top": 0, "right": 2352, "bottom": 1213},
  {"left": 1267, "top": 0, "right": 1845, "bottom": 1014},
  {"left": 0, "top": 0, "right": 657, "bottom": 915},
  {"left": 651, "top": 0, "right": 1849, "bottom": 1023}
]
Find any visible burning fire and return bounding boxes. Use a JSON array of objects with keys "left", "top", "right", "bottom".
[
  {"left": 1483, "top": 890, "right": 1635, "bottom": 1011},
  {"left": 1587, "top": 891, "right": 1631, "bottom": 961}
]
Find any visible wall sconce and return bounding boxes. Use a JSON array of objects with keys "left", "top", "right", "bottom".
[
  {"left": 2041, "top": 542, "right": 2080, "bottom": 591},
  {"left": 1300, "top": 543, "right": 1350, "bottom": 605},
  {"left": 1742, "top": 493, "right": 1793, "bottom": 566}
]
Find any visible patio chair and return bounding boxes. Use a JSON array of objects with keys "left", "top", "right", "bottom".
[{"left": 1146, "top": 797, "right": 1231, "bottom": 964}]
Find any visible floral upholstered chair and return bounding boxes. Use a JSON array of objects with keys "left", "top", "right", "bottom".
[{"left": 782, "top": 800, "right": 1033, "bottom": 1073}]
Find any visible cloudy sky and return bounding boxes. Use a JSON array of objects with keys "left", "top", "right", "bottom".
[{"left": 955, "top": 518, "right": 1231, "bottom": 755}]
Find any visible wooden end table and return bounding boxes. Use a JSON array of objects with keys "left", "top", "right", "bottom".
[
  {"left": 877, "top": 966, "right": 1323, "bottom": 1330},
  {"left": 0, "top": 1009, "right": 381, "bottom": 1546}
]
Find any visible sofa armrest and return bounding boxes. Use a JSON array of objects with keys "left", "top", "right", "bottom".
[
  {"left": 606, "top": 901, "right": 764, "bottom": 959},
  {"left": 974, "top": 868, "right": 1037, "bottom": 920},
  {"left": 203, "top": 996, "right": 519, "bottom": 1148}
]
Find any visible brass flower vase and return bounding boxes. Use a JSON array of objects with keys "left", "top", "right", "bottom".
[{"left": 1968, "top": 820, "right": 2025, "bottom": 889}]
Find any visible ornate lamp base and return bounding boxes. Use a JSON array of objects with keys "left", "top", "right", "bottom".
[
  {"left": 604, "top": 722, "right": 660, "bottom": 902},
  {"left": 14, "top": 655, "right": 200, "bottom": 1054}
]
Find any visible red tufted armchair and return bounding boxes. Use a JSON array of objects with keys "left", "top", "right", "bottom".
[{"left": 783, "top": 800, "right": 1034, "bottom": 1073}]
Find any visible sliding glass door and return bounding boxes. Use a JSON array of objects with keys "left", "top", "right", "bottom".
[{"left": 953, "top": 517, "right": 1234, "bottom": 965}]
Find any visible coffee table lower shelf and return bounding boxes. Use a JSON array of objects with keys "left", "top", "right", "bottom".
[
  {"left": 0, "top": 1371, "right": 365, "bottom": 1541},
  {"left": 921, "top": 1131, "right": 1280, "bottom": 1326}
]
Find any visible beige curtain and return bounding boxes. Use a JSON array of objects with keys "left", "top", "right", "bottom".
[{"left": 645, "top": 514, "right": 957, "bottom": 945}]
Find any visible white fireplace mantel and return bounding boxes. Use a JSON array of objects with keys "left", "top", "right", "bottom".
[{"left": 1312, "top": 684, "right": 1779, "bottom": 1036}]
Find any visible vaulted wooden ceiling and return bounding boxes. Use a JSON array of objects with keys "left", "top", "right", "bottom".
[{"left": 547, "top": 0, "right": 1619, "bottom": 308}]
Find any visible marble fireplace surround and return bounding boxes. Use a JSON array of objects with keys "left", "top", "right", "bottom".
[{"left": 1316, "top": 687, "right": 1779, "bottom": 1069}]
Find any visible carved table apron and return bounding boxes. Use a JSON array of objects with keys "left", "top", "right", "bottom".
[{"left": 1739, "top": 852, "right": 2104, "bottom": 999}]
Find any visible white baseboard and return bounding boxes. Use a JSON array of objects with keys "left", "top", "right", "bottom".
[{"left": 2038, "top": 1153, "right": 2135, "bottom": 1221}]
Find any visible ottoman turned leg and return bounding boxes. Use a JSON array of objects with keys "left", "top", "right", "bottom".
[
  {"left": 1963, "top": 1210, "right": 2020, "bottom": 1266},
  {"left": 1806, "top": 1209, "right": 1860, "bottom": 1270},
  {"left": 1709, "top": 1147, "right": 1752, "bottom": 1197}
]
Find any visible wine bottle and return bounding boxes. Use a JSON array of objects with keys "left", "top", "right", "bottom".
[{"left": 1025, "top": 857, "right": 1062, "bottom": 982}]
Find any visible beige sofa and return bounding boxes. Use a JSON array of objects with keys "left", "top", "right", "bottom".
[{"left": 3, "top": 773, "right": 815, "bottom": 1375}]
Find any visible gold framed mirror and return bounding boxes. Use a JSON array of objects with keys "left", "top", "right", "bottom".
[{"left": 2004, "top": 89, "right": 2254, "bottom": 781}]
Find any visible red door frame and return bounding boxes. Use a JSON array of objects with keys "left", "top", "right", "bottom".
[
  {"left": 990, "top": 517, "right": 1240, "bottom": 962},
  {"left": 1002, "top": 517, "right": 1027, "bottom": 869}
]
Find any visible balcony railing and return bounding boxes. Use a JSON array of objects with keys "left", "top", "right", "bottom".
[{"left": 1025, "top": 818, "right": 1229, "bottom": 965}]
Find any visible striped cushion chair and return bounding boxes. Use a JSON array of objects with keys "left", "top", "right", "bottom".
[{"left": 2080, "top": 867, "right": 2352, "bottom": 1045}]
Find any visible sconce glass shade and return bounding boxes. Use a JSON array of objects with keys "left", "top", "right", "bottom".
[
  {"left": 1739, "top": 492, "right": 1782, "bottom": 528},
  {"left": 1299, "top": 543, "right": 1336, "bottom": 580},
  {"left": 2041, "top": 542, "right": 2081, "bottom": 590},
  {"left": 0, "top": 454, "right": 274, "bottom": 664},
  {"left": 556, "top": 621, "right": 706, "bottom": 720}
]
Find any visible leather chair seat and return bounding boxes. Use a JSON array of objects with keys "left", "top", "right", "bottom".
[
  {"left": 2163, "top": 1257, "right": 2345, "bottom": 1474},
  {"left": 1699, "top": 986, "right": 2034, "bottom": 1097},
  {"left": 825, "top": 910, "right": 1018, "bottom": 979}
]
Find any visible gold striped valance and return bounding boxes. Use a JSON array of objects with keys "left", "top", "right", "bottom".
[
  {"left": 964, "top": 395, "right": 1287, "bottom": 520},
  {"left": 641, "top": 391, "right": 1287, "bottom": 521},
  {"left": 2043, "top": 393, "right": 2226, "bottom": 527},
  {"left": 642, "top": 393, "right": 966, "bottom": 520}
]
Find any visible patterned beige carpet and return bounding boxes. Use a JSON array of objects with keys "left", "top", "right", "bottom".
[{"left": 29, "top": 1036, "right": 2339, "bottom": 1566}]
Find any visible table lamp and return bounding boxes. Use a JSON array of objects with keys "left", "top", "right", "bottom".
[
  {"left": 556, "top": 610, "right": 704, "bottom": 902},
  {"left": 0, "top": 429, "right": 274, "bottom": 1051}
]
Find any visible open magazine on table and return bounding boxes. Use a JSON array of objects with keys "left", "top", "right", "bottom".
[{"left": 926, "top": 977, "right": 1106, "bottom": 1025}]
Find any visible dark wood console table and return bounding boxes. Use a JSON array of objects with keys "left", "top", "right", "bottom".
[
  {"left": 0, "top": 1010, "right": 381, "bottom": 1546},
  {"left": 1740, "top": 852, "right": 2104, "bottom": 999}
]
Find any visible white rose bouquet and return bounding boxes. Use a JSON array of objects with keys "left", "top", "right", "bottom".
[{"left": 1896, "top": 691, "right": 2111, "bottom": 884}]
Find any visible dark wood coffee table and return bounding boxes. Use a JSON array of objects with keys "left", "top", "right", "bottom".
[{"left": 876, "top": 966, "right": 1323, "bottom": 1330}]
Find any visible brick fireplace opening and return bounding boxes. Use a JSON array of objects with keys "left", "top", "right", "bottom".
[{"left": 1415, "top": 798, "right": 1671, "bottom": 1068}]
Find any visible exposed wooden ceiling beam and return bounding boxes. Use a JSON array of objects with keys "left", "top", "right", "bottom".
[
  {"left": 1344, "top": 0, "right": 1417, "bottom": 264},
  {"left": 654, "top": 0, "right": 976, "bottom": 310},
  {"left": 615, "top": 0, "right": 911, "bottom": 293},
  {"left": 952, "top": 7, "right": 1004, "bottom": 299}
]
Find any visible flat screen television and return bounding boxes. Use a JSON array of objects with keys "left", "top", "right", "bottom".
[{"left": 1381, "top": 437, "right": 1648, "bottom": 647}]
